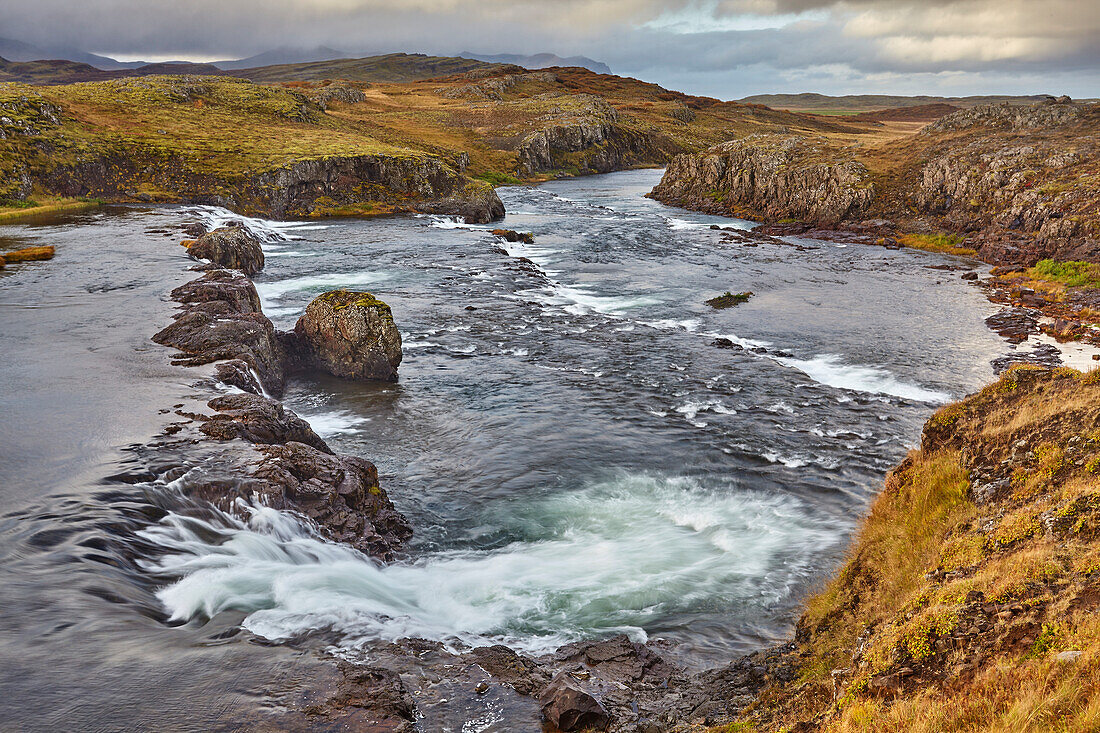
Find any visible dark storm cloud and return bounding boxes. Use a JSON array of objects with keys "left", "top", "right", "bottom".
[{"left": 1, "top": 0, "right": 1097, "bottom": 96}]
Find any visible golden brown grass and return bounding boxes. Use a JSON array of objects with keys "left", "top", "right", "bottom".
[{"left": 738, "top": 367, "right": 1100, "bottom": 732}]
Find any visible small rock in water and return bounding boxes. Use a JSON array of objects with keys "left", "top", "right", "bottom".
[
  {"left": 186, "top": 227, "right": 265, "bottom": 276},
  {"left": 711, "top": 337, "right": 742, "bottom": 350},
  {"left": 705, "top": 291, "right": 754, "bottom": 309},
  {"left": 474, "top": 681, "right": 490, "bottom": 694},
  {"left": 962, "top": 271, "right": 979, "bottom": 281},
  {"left": 3, "top": 245, "right": 54, "bottom": 263},
  {"left": 491, "top": 228, "right": 534, "bottom": 244}
]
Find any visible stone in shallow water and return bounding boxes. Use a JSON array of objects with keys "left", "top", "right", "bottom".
[
  {"left": 185, "top": 226, "right": 265, "bottom": 276},
  {"left": 291, "top": 289, "right": 403, "bottom": 382}
]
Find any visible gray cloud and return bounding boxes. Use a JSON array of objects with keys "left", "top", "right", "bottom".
[{"left": 1, "top": 0, "right": 1096, "bottom": 97}]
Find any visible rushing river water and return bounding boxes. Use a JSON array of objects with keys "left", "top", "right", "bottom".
[{"left": 0, "top": 169, "right": 1013, "bottom": 728}]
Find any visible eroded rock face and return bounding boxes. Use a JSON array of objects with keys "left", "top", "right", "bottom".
[
  {"left": 186, "top": 226, "right": 265, "bottom": 275},
  {"left": 251, "top": 154, "right": 504, "bottom": 224},
  {"left": 291, "top": 290, "right": 403, "bottom": 382},
  {"left": 649, "top": 134, "right": 874, "bottom": 226},
  {"left": 152, "top": 269, "right": 286, "bottom": 394}
]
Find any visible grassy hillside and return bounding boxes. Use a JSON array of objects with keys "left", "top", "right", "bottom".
[
  {"left": 0, "top": 53, "right": 503, "bottom": 86},
  {"left": 0, "top": 65, "right": 864, "bottom": 216},
  {"left": 737, "top": 365, "right": 1100, "bottom": 732}
]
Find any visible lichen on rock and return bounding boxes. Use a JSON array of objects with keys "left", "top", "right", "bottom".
[{"left": 290, "top": 289, "right": 403, "bottom": 382}]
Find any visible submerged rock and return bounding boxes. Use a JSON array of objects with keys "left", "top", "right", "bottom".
[
  {"left": 185, "top": 226, "right": 265, "bottom": 275},
  {"left": 291, "top": 290, "right": 403, "bottom": 382}
]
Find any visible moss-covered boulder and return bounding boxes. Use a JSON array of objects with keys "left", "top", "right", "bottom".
[
  {"left": 292, "top": 290, "right": 402, "bottom": 381},
  {"left": 185, "top": 226, "right": 264, "bottom": 275}
]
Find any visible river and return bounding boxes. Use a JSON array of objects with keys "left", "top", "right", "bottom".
[{"left": 0, "top": 169, "right": 1011, "bottom": 729}]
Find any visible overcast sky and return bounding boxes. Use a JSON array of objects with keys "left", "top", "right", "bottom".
[{"left": 3, "top": 0, "right": 1098, "bottom": 98}]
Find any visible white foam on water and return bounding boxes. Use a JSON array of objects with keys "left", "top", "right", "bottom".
[
  {"left": 776, "top": 354, "right": 952, "bottom": 403},
  {"left": 428, "top": 216, "right": 485, "bottom": 230},
  {"left": 296, "top": 410, "right": 371, "bottom": 438},
  {"left": 666, "top": 217, "right": 715, "bottom": 231},
  {"left": 179, "top": 205, "right": 328, "bottom": 243},
  {"left": 255, "top": 271, "right": 392, "bottom": 318},
  {"left": 674, "top": 399, "right": 737, "bottom": 428},
  {"left": 140, "top": 474, "right": 841, "bottom": 655}
]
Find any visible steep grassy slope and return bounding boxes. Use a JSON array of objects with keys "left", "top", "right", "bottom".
[{"left": 735, "top": 365, "right": 1100, "bottom": 732}]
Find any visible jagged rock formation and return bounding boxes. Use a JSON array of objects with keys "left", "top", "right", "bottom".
[
  {"left": 152, "top": 269, "right": 287, "bottom": 394},
  {"left": 289, "top": 289, "right": 403, "bottom": 382},
  {"left": 185, "top": 226, "right": 265, "bottom": 275},
  {"left": 198, "top": 393, "right": 331, "bottom": 453},
  {"left": 650, "top": 134, "right": 873, "bottom": 225}
]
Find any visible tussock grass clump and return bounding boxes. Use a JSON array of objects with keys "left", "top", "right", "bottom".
[
  {"left": 897, "top": 233, "right": 978, "bottom": 257},
  {"left": 1029, "top": 259, "right": 1100, "bottom": 289},
  {"left": 706, "top": 291, "right": 754, "bottom": 308}
]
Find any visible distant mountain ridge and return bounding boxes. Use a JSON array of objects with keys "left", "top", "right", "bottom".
[
  {"left": 214, "top": 46, "right": 349, "bottom": 70},
  {"left": 459, "top": 52, "right": 611, "bottom": 75},
  {"left": 0, "top": 52, "right": 506, "bottom": 85},
  {"left": 739, "top": 92, "right": 1060, "bottom": 113}
]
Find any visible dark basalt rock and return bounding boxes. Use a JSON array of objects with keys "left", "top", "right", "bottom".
[
  {"left": 984, "top": 306, "right": 1041, "bottom": 345},
  {"left": 539, "top": 670, "right": 611, "bottom": 732},
  {"left": 186, "top": 226, "right": 265, "bottom": 275},
  {"left": 252, "top": 442, "right": 412, "bottom": 559},
  {"left": 291, "top": 290, "right": 403, "bottom": 382},
  {"left": 991, "top": 343, "right": 1063, "bottom": 374},
  {"left": 199, "top": 393, "right": 331, "bottom": 453},
  {"left": 213, "top": 359, "right": 264, "bottom": 395},
  {"left": 152, "top": 269, "right": 285, "bottom": 394}
]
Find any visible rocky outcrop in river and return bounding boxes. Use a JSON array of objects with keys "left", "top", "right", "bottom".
[
  {"left": 184, "top": 226, "right": 265, "bottom": 275},
  {"left": 288, "top": 289, "right": 403, "bottom": 382},
  {"left": 151, "top": 221, "right": 413, "bottom": 560}
]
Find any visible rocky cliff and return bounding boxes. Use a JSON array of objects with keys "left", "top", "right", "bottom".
[
  {"left": 650, "top": 100, "right": 1100, "bottom": 266},
  {"left": 0, "top": 76, "right": 504, "bottom": 222},
  {"left": 649, "top": 134, "right": 873, "bottom": 225},
  {"left": 515, "top": 95, "right": 683, "bottom": 176}
]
